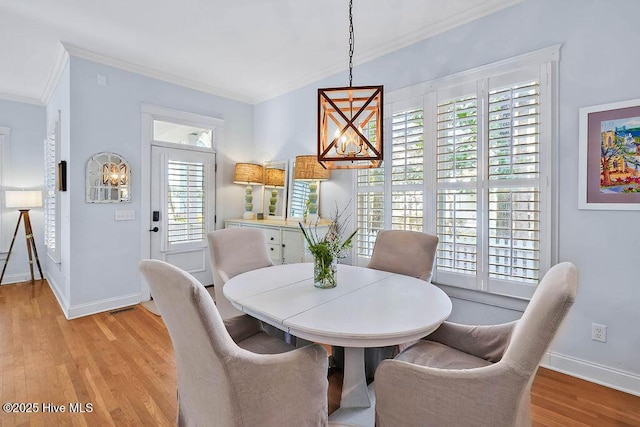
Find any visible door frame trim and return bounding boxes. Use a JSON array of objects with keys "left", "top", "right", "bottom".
[{"left": 140, "top": 103, "right": 223, "bottom": 301}]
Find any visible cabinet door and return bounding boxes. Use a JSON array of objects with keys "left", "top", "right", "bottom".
[{"left": 282, "top": 229, "right": 304, "bottom": 263}]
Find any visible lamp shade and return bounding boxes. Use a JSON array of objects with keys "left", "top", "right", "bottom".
[
  {"left": 264, "top": 168, "right": 285, "bottom": 188},
  {"left": 5, "top": 190, "right": 43, "bottom": 208},
  {"left": 233, "top": 163, "right": 264, "bottom": 185},
  {"left": 293, "top": 155, "right": 330, "bottom": 181}
]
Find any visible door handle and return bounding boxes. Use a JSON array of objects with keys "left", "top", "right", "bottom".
[{"left": 149, "top": 227, "right": 159, "bottom": 232}]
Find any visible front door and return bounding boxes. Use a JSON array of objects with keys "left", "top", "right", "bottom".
[{"left": 150, "top": 145, "right": 216, "bottom": 287}]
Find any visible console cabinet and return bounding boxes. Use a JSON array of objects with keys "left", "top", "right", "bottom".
[{"left": 224, "top": 218, "right": 330, "bottom": 264}]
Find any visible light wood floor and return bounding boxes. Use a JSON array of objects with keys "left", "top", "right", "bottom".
[{"left": 1, "top": 280, "right": 639, "bottom": 426}]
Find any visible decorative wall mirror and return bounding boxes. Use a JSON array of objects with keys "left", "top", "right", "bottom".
[
  {"left": 86, "top": 152, "right": 131, "bottom": 203},
  {"left": 262, "top": 160, "right": 288, "bottom": 219},
  {"left": 287, "top": 158, "right": 318, "bottom": 219}
]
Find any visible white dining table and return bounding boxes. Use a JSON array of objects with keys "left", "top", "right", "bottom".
[{"left": 224, "top": 263, "right": 452, "bottom": 421}]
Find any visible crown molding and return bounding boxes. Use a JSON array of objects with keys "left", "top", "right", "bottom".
[
  {"left": 252, "top": 0, "right": 525, "bottom": 104},
  {"left": 0, "top": 91, "right": 43, "bottom": 106},
  {"left": 40, "top": 41, "right": 70, "bottom": 105},
  {"left": 6, "top": 0, "right": 524, "bottom": 107},
  {"left": 61, "top": 42, "right": 254, "bottom": 104}
]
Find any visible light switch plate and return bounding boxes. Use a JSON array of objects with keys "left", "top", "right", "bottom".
[{"left": 114, "top": 210, "right": 135, "bottom": 221}]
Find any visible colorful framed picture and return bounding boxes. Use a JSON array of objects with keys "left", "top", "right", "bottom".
[{"left": 578, "top": 99, "right": 640, "bottom": 210}]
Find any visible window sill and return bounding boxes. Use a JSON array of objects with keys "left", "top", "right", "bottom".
[{"left": 435, "top": 282, "right": 530, "bottom": 312}]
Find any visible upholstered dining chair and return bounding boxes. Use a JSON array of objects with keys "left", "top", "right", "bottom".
[
  {"left": 367, "top": 229, "right": 439, "bottom": 282},
  {"left": 374, "top": 262, "right": 578, "bottom": 427},
  {"left": 139, "top": 259, "right": 329, "bottom": 427},
  {"left": 207, "top": 227, "right": 274, "bottom": 320},
  {"left": 339, "top": 229, "right": 439, "bottom": 378}
]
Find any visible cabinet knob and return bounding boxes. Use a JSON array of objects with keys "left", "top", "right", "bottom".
[
  {"left": 270, "top": 237, "right": 274, "bottom": 241},
  {"left": 270, "top": 247, "right": 274, "bottom": 251}
]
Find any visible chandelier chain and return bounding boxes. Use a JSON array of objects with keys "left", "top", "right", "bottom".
[{"left": 348, "top": 0, "right": 354, "bottom": 87}]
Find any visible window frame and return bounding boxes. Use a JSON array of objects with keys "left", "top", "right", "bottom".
[{"left": 353, "top": 45, "right": 559, "bottom": 300}]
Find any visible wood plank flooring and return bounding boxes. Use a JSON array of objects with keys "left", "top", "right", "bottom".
[{"left": 1, "top": 279, "right": 639, "bottom": 426}]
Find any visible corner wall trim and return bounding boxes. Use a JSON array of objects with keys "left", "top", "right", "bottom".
[
  {"left": 44, "top": 272, "right": 70, "bottom": 319},
  {"left": 542, "top": 351, "right": 640, "bottom": 397}
]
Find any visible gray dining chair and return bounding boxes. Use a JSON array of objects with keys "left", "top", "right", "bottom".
[
  {"left": 207, "top": 227, "right": 274, "bottom": 320},
  {"left": 208, "top": 227, "right": 298, "bottom": 345},
  {"left": 374, "top": 262, "right": 578, "bottom": 427},
  {"left": 367, "top": 229, "right": 439, "bottom": 282},
  {"left": 334, "top": 229, "right": 439, "bottom": 379},
  {"left": 139, "top": 259, "right": 329, "bottom": 426}
]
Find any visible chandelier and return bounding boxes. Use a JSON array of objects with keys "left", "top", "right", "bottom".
[{"left": 317, "top": 0, "right": 383, "bottom": 170}]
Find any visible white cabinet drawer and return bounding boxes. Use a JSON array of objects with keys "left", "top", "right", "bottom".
[
  {"left": 267, "top": 243, "right": 282, "bottom": 262},
  {"left": 262, "top": 228, "right": 281, "bottom": 245}
]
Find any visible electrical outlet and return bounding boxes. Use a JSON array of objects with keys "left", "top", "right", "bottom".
[{"left": 592, "top": 323, "right": 607, "bottom": 343}]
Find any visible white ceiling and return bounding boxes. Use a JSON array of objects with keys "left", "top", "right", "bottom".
[{"left": 0, "top": 0, "right": 522, "bottom": 105}]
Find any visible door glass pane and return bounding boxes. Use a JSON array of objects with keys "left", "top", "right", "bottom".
[{"left": 167, "top": 160, "right": 205, "bottom": 244}]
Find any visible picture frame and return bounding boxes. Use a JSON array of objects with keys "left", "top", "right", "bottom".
[{"left": 578, "top": 98, "right": 640, "bottom": 210}]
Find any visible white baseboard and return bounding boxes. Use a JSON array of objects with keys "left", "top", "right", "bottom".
[
  {"left": 542, "top": 351, "right": 640, "bottom": 397},
  {"left": 0, "top": 272, "right": 42, "bottom": 285},
  {"left": 67, "top": 293, "right": 141, "bottom": 319},
  {"left": 41, "top": 271, "right": 141, "bottom": 319}
]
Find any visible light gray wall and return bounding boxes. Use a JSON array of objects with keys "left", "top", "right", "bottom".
[
  {"left": 254, "top": 0, "right": 640, "bottom": 391},
  {"left": 0, "top": 99, "right": 45, "bottom": 284},
  {"left": 66, "top": 56, "right": 254, "bottom": 309}
]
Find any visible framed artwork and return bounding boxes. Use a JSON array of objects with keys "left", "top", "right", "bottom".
[{"left": 578, "top": 98, "right": 640, "bottom": 210}]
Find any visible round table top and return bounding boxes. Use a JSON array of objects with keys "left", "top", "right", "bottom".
[{"left": 224, "top": 263, "right": 452, "bottom": 347}]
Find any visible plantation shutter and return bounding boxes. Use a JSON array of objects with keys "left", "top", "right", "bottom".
[
  {"left": 435, "top": 90, "right": 479, "bottom": 289},
  {"left": 166, "top": 160, "right": 205, "bottom": 245},
  {"left": 44, "top": 131, "right": 56, "bottom": 250},
  {"left": 392, "top": 108, "right": 424, "bottom": 231},
  {"left": 355, "top": 167, "right": 384, "bottom": 258},
  {"left": 487, "top": 79, "right": 541, "bottom": 287},
  {"left": 43, "top": 118, "right": 60, "bottom": 261},
  {"left": 289, "top": 180, "right": 311, "bottom": 218}
]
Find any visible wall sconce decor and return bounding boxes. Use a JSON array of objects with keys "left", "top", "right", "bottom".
[
  {"left": 318, "top": 0, "right": 383, "bottom": 170},
  {"left": 0, "top": 190, "right": 44, "bottom": 284},
  {"left": 264, "top": 167, "right": 285, "bottom": 216},
  {"left": 102, "top": 162, "right": 128, "bottom": 186},
  {"left": 293, "top": 155, "right": 330, "bottom": 221},
  {"left": 86, "top": 152, "right": 131, "bottom": 203},
  {"left": 233, "top": 163, "right": 264, "bottom": 219}
]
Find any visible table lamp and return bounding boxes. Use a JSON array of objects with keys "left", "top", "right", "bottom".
[
  {"left": 0, "top": 190, "right": 44, "bottom": 284},
  {"left": 264, "top": 167, "right": 285, "bottom": 216},
  {"left": 233, "top": 163, "right": 264, "bottom": 219},
  {"left": 293, "top": 155, "right": 330, "bottom": 222}
]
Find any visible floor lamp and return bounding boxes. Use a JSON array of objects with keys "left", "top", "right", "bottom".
[{"left": 0, "top": 190, "right": 44, "bottom": 284}]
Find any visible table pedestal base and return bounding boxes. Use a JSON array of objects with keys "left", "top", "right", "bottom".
[
  {"left": 340, "top": 347, "right": 371, "bottom": 408},
  {"left": 330, "top": 382, "right": 376, "bottom": 427}
]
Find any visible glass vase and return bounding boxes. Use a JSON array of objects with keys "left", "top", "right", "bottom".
[{"left": 313, "top": 256, "right": 337, "bottom": 289}]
